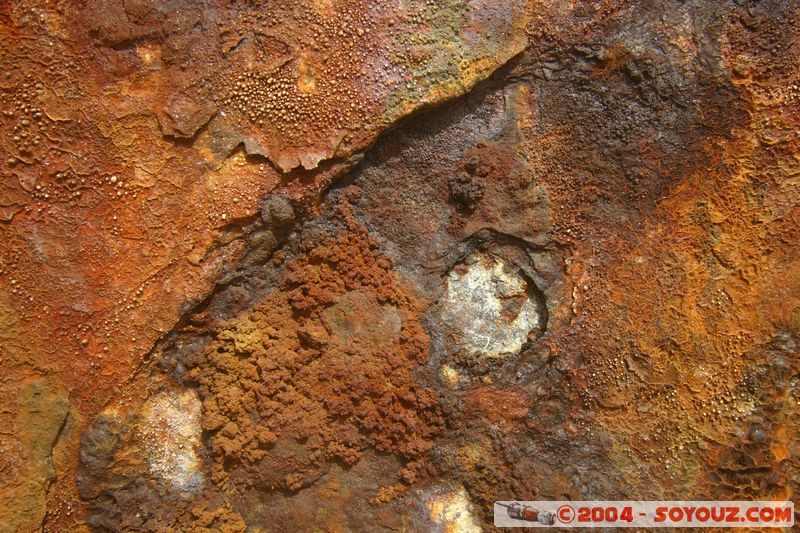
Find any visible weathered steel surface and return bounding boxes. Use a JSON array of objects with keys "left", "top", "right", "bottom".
[{"left": 1, "top": 0, "right": 798, "bottom": 531}]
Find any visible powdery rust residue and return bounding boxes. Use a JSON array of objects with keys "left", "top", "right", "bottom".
[
  {"left": 177, "top": 201, "right": 442, "bottom": 494},
  {"left": 465, "top": 385, "right": 533, "bottom": 431}
]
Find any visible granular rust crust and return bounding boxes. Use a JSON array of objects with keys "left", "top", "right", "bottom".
[{"left": 1, "top": 0, "right": 799, "bottom": 531}]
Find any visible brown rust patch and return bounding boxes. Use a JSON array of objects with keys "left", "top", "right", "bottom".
[
  {"left": 465, "top": 385, "right": 532, "bottom": 430},
  {"left": 178, "top": 200, "right": 443, "bottom": 493}
]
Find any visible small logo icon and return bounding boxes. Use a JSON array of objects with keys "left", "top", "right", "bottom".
[
  {"left": 557, "top": 504, "right": 576, "bottom": 524},
  {"left": 497, "top": 502, "right": 556, "bottom": 525}
]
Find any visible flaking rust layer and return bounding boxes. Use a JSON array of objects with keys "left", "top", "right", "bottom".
[{"left": 1, "top": 0, "right": 798, "bottom": 531}]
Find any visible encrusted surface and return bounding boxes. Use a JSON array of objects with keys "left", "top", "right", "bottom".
[{"left": 1, "top": 0, "right": 799, "bottom": 531}]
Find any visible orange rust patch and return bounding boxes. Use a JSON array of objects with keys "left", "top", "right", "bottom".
[{"left": 466, "top": 385, "right": 533, "bottom": 428}]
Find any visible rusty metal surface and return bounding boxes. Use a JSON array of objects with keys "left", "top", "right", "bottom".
[{"left": 1, "top": 0, "right": 798, "bottom": 531}]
